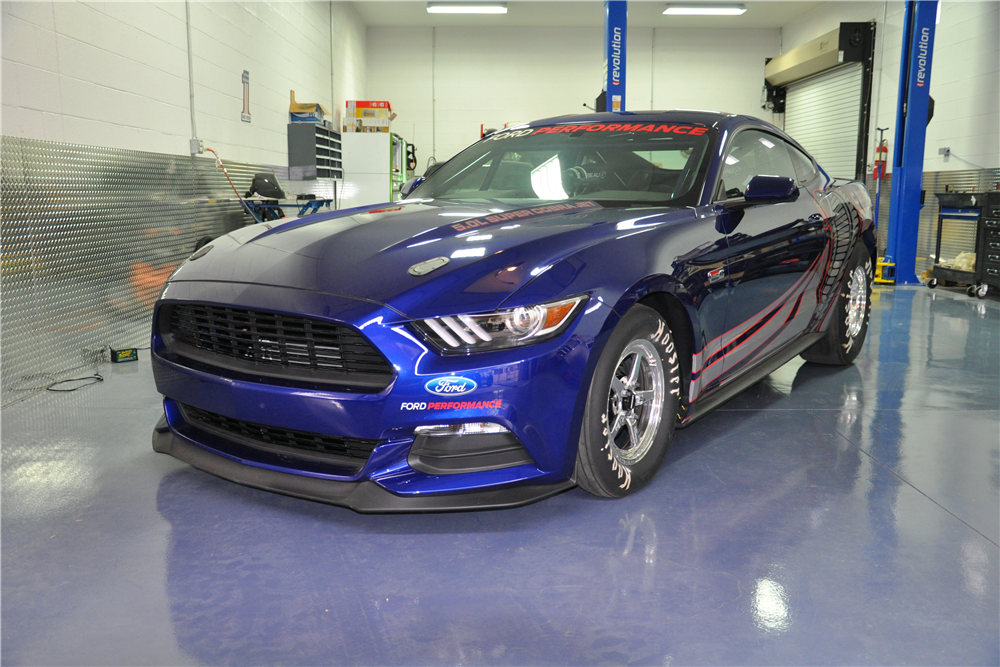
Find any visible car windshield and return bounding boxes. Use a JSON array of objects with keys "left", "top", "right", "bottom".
[{"left": 413, "top": 121, "right": 717, "bottom": 207}]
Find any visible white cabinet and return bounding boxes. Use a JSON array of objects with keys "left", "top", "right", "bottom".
[
  {"left": 340, "top": 133, "right": 409, "bottom": 208},
  {"left": 341, "top": 133, "right": 391, "bottom": 208}
]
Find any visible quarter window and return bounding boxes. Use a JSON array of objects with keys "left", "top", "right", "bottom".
[{"left": 786, "top": 143, "right": 820, "bottom": 184}]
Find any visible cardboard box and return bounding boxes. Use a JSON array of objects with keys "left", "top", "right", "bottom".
[
  {"left": 289, "top": 90, "right": 331, "bottom": 124},
  {"left": 344, "top": 100, "right": 396, "bottom": 133}
]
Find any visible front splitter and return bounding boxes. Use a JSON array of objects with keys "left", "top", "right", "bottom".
[{"left": 152, "top": 418, "right": 575, "bottom": 513}]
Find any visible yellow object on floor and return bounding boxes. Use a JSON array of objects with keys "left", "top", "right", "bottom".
[{"left": 874, "top": 257, "right": 895, "bottom": 284}]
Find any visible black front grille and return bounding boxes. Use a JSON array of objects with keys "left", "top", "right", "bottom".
[
  {"left": 164, "top": 303, "right": 393, "bottom": 391},
  {"left": 180, "top": 403, "right": 380, "bottom": 465}
]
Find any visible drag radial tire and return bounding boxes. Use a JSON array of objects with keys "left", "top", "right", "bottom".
[
  {"left": 801, "top": 242, "right": 873, "bottom": 366},
  {"left": 575, "top": 305, "right": 681, "bottom": 498}
]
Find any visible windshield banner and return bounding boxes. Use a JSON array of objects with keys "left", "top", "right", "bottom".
[{"left": 485, "top": 124, "right": 709, "bottom": 141}]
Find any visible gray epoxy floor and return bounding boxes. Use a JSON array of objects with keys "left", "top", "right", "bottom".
[{"left": 2, "top": 286, "right": 998, "bottom": 666}]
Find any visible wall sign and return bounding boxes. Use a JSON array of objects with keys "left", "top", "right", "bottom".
[{"left": 241, "top": 70, "right": 251, "bottom": 123}]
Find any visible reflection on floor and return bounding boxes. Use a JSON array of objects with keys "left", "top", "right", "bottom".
[{"left": 2, "top": 287, "right": 997, "bottom": 665}]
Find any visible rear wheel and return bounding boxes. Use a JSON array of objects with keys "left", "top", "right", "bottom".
[
  {"left": 801, "top": 242, "right": 873, "bottom": 365},
  {"left": 575, "top": 305, "right": 681, "bottom": 497}
]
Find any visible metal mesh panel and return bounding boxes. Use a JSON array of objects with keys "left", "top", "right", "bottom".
[
  {"left": 865, "top": 168, "right": 1000, "bottom": 273},
  {"left": 1, "top": 136, "right": 289, "bottom": 405},
  {"left": 917, "top": 170, "right": 1000, "bottom": 273}
]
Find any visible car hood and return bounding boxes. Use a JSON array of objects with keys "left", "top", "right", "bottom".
[{"left": 169, "top": 199, "right": 689, "bottom": 320}]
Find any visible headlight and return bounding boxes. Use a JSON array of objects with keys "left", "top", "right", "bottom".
[{"left": 411, "top": 295, "right": 588, "bottom": 355}]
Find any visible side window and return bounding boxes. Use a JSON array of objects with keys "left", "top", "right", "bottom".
[
  {"left": 786, "top": 143, "right": 820, "bottom": 184},
  {"left": 718, "top": 130, "right": 797, "bottom": 199}
]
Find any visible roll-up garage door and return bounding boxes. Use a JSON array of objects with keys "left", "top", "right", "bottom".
[{"left": 782, "top": 62, "right": 864, "bottom": 180}]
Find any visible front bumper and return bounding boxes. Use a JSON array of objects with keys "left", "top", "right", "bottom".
[
  {"left": 151, "top": 281, "right": 607, "bottom": 511},
  {"left": 153, "top": 416, "right": 574, "bottom": 512}
]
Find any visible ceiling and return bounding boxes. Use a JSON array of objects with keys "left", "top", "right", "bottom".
[{"left": 351, "top": 1, "right": 826, "bottom": 29}]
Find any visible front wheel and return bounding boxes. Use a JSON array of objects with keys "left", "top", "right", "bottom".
[
  {"left": 575, "top": 305, "right": 680, "bottom": 498},
  {"left": 801, "top": 242, "right": 873, "bottom": 366}
]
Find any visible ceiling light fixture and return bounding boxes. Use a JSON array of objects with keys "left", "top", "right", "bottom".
[
  {"left": 663, "top": 4, "right": 747, "bottom": 16},
  {"left": 427, "top": 2, "right": 508, "bottom": 14}
]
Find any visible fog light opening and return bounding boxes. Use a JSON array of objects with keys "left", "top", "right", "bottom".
[{"left": 414, "top": 422, "right": 510, "bottom": 437}]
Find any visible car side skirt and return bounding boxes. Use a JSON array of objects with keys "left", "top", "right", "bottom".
[{"left": 677, "top": 331, "right": 824, "bottom": 429}]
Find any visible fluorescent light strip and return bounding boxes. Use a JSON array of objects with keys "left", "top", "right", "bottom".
[
  {"left": 427, "top": 2, "right": 508, "bottom": 14},
  {"left": 664, "top": 4, "right": 746, "bottom": 16}
]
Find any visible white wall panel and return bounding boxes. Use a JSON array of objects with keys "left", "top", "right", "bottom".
[
  {"left": 780, "top": 0, "right": 999, "bottom": 173},
  {"left": 650, "top": 28, "right": 780, "bottom": 118},
  {"left": 367, "top": 25, "right": 781, "bottom": 164},
  {"left": 365, "top": 28, "right": 434, "bottom": 170},
  {"left": 331, "top": 1, "right": 367, "bottom": 122},
  {"left": 0, "top": 1, "right": 367, "bottom": 167}
]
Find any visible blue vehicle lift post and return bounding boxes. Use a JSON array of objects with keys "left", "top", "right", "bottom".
[
  {"left": 604, "top": 1, "right": 627, "bottom": 112},
  {"left": 884, "top": 0, "right": 938, "bottom": 285}
]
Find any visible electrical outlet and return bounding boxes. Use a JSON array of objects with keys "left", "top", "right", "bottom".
[
  {"left": 189, "top": 138, "right": 204, "bottom": 156},
  {"left": 938, "top": 146, "right": 951, "bottom": 157}
]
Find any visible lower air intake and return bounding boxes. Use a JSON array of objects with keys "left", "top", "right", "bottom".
[{"left": 179, "top": 403, "right": 381, "bottom": 470}]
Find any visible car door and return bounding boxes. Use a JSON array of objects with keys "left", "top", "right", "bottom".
[{"left": 710, "top": 130, "right": 829, "bottom": 386}]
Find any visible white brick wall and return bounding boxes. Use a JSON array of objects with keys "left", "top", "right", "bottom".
[
  {"left": 367, "top": 25, "right": 782, "bottom": 166},
  {"left": 647, "top": 28, "right": 781, "bottom": 118},
  {"left": 780, "top": 0, "right": 1000, "bottom": 172},
  {"left": 331, "top": 1, "right": 367, "bottom": 126},
  {"left": 1, "top": 1, "right": 366, "bottom": 166},
  {"left": 6, "top": 1, "right": 992, "bottom": 173}
]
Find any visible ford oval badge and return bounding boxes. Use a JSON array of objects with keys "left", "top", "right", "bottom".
[{"left": 424, "top": 376, "right": 477, "bottom": 396}]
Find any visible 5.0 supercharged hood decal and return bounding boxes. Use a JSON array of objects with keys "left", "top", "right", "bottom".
[{"left": 447, "top": 201, "right": 601, "bottom": 232}]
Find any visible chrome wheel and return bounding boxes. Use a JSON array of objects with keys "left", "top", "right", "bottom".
[
  {"left": 845, "top": 265, "right": 867, "bottom": 339},
  {"left": 606, "top": 339, "right": 664, "bottom": 464}
]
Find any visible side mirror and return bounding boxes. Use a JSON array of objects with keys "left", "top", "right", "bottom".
[
  {"left": 744, "top": 175, "right": 798, "bottom": 203},
  {"left": 399, "top": 176, "right": 425, "bottom": 198}
]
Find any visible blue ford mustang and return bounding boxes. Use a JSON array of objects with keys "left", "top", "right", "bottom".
[{"left": 151, "top": 111, "right": 875, "bottom": 512}]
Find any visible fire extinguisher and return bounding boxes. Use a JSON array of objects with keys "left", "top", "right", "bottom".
[
  {"left": 873, "top": 140, "right": 888, "bottom": 181},
  {"left": 872, "top": 129, "right": 889, "bottom": 232}
]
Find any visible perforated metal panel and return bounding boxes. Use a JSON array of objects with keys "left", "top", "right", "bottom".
[
  {"left": 0, "top": 136, "right": 302, "bottom": 405},
  {"left": 865, "top": 168, "right": 1000, "bottom": 275},
  {"left": 784, "top": 63, "right": 864, "bottom": 180}
]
